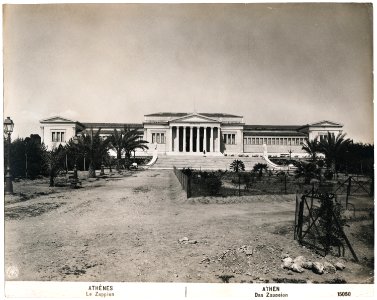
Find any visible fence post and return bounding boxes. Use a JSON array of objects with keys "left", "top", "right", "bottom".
[
  {"left": 324, "top": 197, "right": 333, "bottom": 256},
  {"left": 346, "top": 176, "right": 351, "bottom": 209},
  {"left": 294, "top": 194, "right": 299, "bottom": 240},
  {"left": 370, "top": 176, "right": 374, "bottom": 197},
  {"left": 187, "top": 176, "right": 191, "bottom": 198},
  {"left": 297, "top": 196, "right": 305, "bottom": 242}
]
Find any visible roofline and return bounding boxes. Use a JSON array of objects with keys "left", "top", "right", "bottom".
[
  {"left": 40, "top": 115, "right": 77, "bottom": 123},
  {"left": 170, "top": 113, "right": 220, "bottom": 123},
  {"left": 145, "top": 112, "right": 243, "bottom": 118}
]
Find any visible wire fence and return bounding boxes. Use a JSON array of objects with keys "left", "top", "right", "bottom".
[
  {"left": 173, "top": 166, "right": 191, "bottom": 198},
  {"left": 173, "top": 168, "right": 373, "bottom": 199}
]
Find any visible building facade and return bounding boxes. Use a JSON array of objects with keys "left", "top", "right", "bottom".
[{"left": 40, "top": 113, "right": 343, "bottom": 157}]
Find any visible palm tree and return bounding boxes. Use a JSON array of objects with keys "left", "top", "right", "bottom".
[
  {"left": 108, "top": 129, "right": 125, "bottom": 160},
  {"left": 319, "top": 132, "right": 351, "bottom": 175},
  {"left": 230, "top": 160, "right": 245, "bottom": 196},
  {"left": 294, "top": 161, "right": 320, "bottom": 184},
  {"left": 252, "top": 163, "right": 268, "bottom": 178},
  {"left": 42, "top": 144, "right": 66, "bottom": 187},
  {"left": 302, "top": 137, "right": 320, "bottom": 161},
  {"left": 77, "top": 128, "right": 110, "bottom": 178},
  {"left": 108, "top": 128, "right": 126, "bottom": 170},
  {"left": 229, "top": 159, "right": 245, "bottom": 173},
  {"left": 122, "top": 128, "right": 149, "bottom": 167}
]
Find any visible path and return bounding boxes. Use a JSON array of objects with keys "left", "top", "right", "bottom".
[{"left": 4, "top": 170, "right": 373, "bottom": 283}]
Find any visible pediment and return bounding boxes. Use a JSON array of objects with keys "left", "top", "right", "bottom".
[
  {"left": 170, "top": 113, "right": 219, "bottom": 123},
  {"left": 309, "top": 120, "right": 343, "bottom": 127},
  {"left": 40, "top": 116, "right": 77, "bottom": 123}
]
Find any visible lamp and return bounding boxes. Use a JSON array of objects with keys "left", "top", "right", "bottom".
[
  {"left": 4, "top": 117, "right": 14, "bottom": 194},
  {"left": 72, "top": 136, "right": 79, "bottom": 180},
  {"left": 4, "top": 117, "right": 14, "bottom": 135}
]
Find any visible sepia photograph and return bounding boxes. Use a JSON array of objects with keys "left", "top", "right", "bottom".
[{"left": 2, "top": 2, "right": 374, "bottom": 299}]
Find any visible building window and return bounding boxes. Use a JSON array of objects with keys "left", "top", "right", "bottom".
[
  {"left": 51, "top": 131, "right": 65, "bottom": 142},
  {"left": 283, "top": 138, "right": 287, "bottom": 145},
  {"left": 223, "top": 133, "right": 236, "bottom": 144},
  {"left": 272, "top": 138, "right": 275, "bottom": 145},
  {"left": 152, "top": 132, "right": 165, "bottom": 144}
]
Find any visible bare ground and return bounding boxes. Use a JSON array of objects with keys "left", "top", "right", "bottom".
[{"left": 4, "top": 169, "right": 374, "bottom": 283}]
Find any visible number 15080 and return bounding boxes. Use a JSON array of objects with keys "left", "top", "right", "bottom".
[{"left": 338, "top": 292, "right": 351, "bottom": 296}]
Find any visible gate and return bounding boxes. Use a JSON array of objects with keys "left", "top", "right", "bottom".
[{"left": 294, "top": 190, "right": 358, "bottom": 261}]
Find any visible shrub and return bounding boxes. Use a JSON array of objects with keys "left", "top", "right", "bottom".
[
  {"left": 324, "top": 169, "right": 334, "bottom": 180},
  {"left": 182, "top": 167, "right": 193, "bottom": 177},
  {"left": 203, "top": 175, "right": 222, "bottom": 196},
  {"left": 252, "top": 163, "right": 268, "bottom": 178},
  {"left": 229, "top": 160, "right": 245, "bottom": 173},
  {"left": 294, "top": 162, "right": 320, "bottom": 184},
  {"left": 313, "top": 194, "right": 347, "bottom": 252}
]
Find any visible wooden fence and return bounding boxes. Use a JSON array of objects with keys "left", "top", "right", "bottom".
[{"left": 173, "top": 166, "right": 191, "bottom": 198}]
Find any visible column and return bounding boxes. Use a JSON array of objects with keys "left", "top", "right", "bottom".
[
  {"left": 196, "top": 127, "right": 200, "bottom": 153},
  {"left": 183, "top": 126, "right": 187, "bottom": 152},
  {"left": 210, "top": 127, "right": 214, "bottom": 152},
  {"left": 176, "top": 126, "right": 180, "bottom": 152},
  {"left": 203, "top": 127, "right": 207, "bottom": 152},
  {"left": 216, "top": 127, "right": 220, "bottom": 152},
  {"left": 189, "top": 126, "right": 193, "bottom": 153},
  {"left": 169, "top": 127, "right": 173, "bottom": 152}
]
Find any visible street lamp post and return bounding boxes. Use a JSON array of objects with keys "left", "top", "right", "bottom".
[
  {"left": 4, "top": 117, "right": 14, "bottom": 195},
  {"left": 100, "top": 159, "right": 105, "bottom": 176},
  {"left": 72, "top": 136, "right": 79, "bottom": 180}
]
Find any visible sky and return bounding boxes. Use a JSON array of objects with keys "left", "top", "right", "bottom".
[{"left": 3, "top": 3, "right": 374, "bottom": 143}]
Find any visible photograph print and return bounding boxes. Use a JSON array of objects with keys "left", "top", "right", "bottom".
[{"left": 3, "top": 2, "right": 374, "bottom": 296}]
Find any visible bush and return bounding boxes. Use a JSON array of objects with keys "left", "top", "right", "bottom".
[
  {"left": 182, "top": 167, "right": 193, "bottom": 177},
  {"left": 252, "top": 163, "right": 268, "bottom": 178},
  {"left": 203, "top": 175, "right": 222, "bottom": 196},
  {"left": 324, "top": 169, "right": 334, "bottom": 180},
  {"left": 4, "top": 137, "right": 45, "bottom": 179},
  {"left": 313, "top": 194, "right": 347, "bottom": 252}
]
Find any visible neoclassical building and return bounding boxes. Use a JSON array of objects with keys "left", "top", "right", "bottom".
[{"left": 40, "top": 113, "right": 343, "bottom": 157}]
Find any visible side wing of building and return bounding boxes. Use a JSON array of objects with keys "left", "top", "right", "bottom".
[{"left": 40, "top": 115, "right": 343, "bottom": 157}]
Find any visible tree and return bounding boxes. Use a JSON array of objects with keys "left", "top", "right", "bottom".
[
  {"left": 319, "top": 132, "right": 351, "bottom": 176},
  {"left": 229, "top": 159, "right": 245, "bottom": 173},
  {"left": 337, "top": 142, "right": 374, "bottom": 176},
  {"left": 122, "top": 128, "right": 149, "bottom": 168},
  {"left": 294, "top": 161, "right": 320, "bottom": 184},
  {"left": 76, "top": 128, "right": 110, "bottom": 178},
  {"left": 252, "top": 163, "right": 268, "bottom": 178},
  {"left": 108, "top": 129, "right": 125, "bottom": 170},
  {"left": 302, "top": 137, "right": 320, "bottom": 161},
  {"left": 230, "top": 160, "right": 245, "bottom": 196},
  {"left": 24, "top": 136, "right": 44, "bottom": 179},
  {"left": 3, "top": 137, "right": 44, "bottom": 179},
  {"left": 42, "top": 145, "right": 66, "bottom": 187}
]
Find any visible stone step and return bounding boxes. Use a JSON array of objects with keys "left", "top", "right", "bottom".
[{"left": 150, "top": 155, "right": 265, "bottom": 170}]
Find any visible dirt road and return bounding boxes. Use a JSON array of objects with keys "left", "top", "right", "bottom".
[{"left": 4, "top": 170, "right": 374, "bottom": 283}]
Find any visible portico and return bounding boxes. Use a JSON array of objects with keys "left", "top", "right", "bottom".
[{"left": 170, "top": 125, "right": 221, "bottom": 154}]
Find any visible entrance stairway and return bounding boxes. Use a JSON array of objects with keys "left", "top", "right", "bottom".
[{"left": 149, "top": 155, "right": 265, "bottom": 170}]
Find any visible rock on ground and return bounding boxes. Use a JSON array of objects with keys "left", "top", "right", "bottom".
[
  {"left": 335, "top": 262, "right": 346, "bottom": 270},
  {"left": 312, "top": 262, "right": 324, "bottom": 275},
  {"left": 281, "top": 257, "right": 293, "bottom": 269},
  {"left": 290, "top": 263, "right": 304, "bottom": 273},
  {"left": 323, "top": 262, "right": 337, "bottom": 274}
]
